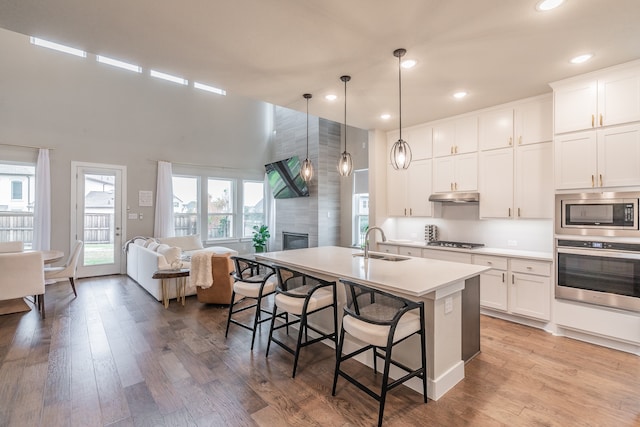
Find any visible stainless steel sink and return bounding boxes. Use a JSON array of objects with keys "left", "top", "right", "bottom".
[{"left": 352, "top": 252, "right": 410, "bottom": 262}]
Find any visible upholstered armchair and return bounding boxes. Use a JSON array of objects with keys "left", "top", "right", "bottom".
[
  {"left": 195, "top": 253, "right": 235, "bottom": 305},
  {"left": 0, "top": 251, "right": 46, "bottom": 318}
]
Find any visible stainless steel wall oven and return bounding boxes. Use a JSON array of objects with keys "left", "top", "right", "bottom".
[{"left": 556, "top": 239, "right": 640, "bottom": 312}]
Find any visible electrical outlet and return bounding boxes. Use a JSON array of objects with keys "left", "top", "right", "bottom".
[
  {"left": 444, "top": 297, "right": 453, "bottom": 314},
  {"left": 128, "top": 213, "right": 138, "bottom": 220},
  {"left": 507, "top": 239, "right": 517, "bottom": 247}
]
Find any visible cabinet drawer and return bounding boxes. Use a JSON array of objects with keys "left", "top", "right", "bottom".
[
  {"left": 377, "top": 244, "right": 399, "bottom": 254},
  {"left": 510, "top": 259, "right": 551, "bottom": 276},
  {"left": 398, "top": 246, "right": 420, "bottom": 257},
  {"left": 472, "top": 255, "right": 507, "bottom": 270}
]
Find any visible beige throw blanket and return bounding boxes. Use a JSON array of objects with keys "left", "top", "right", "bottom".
[{"left": 190, "top": 251, "right": 213, "bottom": 288}]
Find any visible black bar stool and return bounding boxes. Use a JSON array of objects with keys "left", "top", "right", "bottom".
[
  {"left": 332, "top": 279, "right": 427, "bottom": 427},
  {"left": 266, "top": 265, "right": 338, "bottom": 378},
  {"left": 225, "top": 256, "right": 277, "bottom": 350}
]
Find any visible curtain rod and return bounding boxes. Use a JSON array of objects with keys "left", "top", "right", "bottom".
[
  {"left": 0, "top": 142, "right": 55, "bottom": 150},
  {"left": 151, "top": 158, "right": 260, "bottom": 172}
]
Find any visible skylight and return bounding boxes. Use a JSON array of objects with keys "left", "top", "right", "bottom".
[
  {"left": 30, "top": 37, "right": 86, "bottom": 58},
  {"left": 150, "top": 69, "right": 188, "bottom": 85},
  {"left": 97, "top": 55, "right": 142, "bottom": 73},
  {"left": 194, "top": 82, "right": 226, "bottom": 96}
]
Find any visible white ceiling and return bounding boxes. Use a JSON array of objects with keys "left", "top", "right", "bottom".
[{"left": 1, "top": 0, "right": 639, "bottom": 131}]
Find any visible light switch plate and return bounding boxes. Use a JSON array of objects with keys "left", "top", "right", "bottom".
[{"left": 128, "top": 213, "right": 138, "bottom": 220}]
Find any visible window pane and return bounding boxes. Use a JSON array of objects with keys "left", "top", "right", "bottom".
[
  {"left": 208, "top": 179, "right": 233, "bottom": 238},
  {"left": 0, "top": 163, "right": 35, "bottom": 247},
  {"left": 243, "top": 181, "right": 264, "bottom": 237},
  {"left": 11, "top": 181, "right": 23, "bottom": 200},
  {"left": 173, "top": 176, "right": 199, "bottom": 236},
  {"left": 353, "top": 193, "right": 369, "bottom": 247}
]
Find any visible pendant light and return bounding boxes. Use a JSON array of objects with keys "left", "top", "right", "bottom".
[
  {"left": 300, "top": 93, "right": 314, "bottom": 182},
  {"left": 337, "top": 75, "right": 353, "bottom": 177},
  {"left": 390, "top": 48, "right": 412, "bottom": 170}
]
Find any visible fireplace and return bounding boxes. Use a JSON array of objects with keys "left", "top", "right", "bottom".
[{"left": 282, "top": 232, "right": 309, "bottom": 250}]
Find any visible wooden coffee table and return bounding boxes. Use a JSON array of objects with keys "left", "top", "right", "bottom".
[{"left": 152, "top": 268, "right": 190, "bottom": 308}]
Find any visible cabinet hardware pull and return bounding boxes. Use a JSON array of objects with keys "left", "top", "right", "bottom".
[
  {"left": 591, "top": 175, "right": 594, "bottom": 187},
  {"left": 404, "top": 208, "right": 407, "bottom": 216},
  {"left": 502, "top": 273, "right": 505, "bottom": 282},
  {"left": 487, "top": 261, "right": 493, "bottom": 265},
  {"left": 518, "top": 207, "right": 521, "bottom": 217},
  {"left": 450, "top": 182, "right": 454, "bottom": 191},
  {"left": 455, "top": 182, "right": 458, "bottom": 190},
  {"left": 512, "top": 274, "right": 514, "bottom": 284},
  {"left": 599, "top": 114, "right": 603, "bottom": 126},
  {"left": 527, "top": 266, "right": 532, "bottom": 270},
  {"left": 599, "top": 174, "right": 603, "bottom": 187},
  {"left": 455, "top": 145, "right": 458, "bottom": 154},
  {"left": 508, "top": 208, "right": 511, "bottom": 217},
  {"left": 509, "top": 137, "right": 513, "bottom": 146},
  {"left": 591, "top": 114, "right": 595, "bottom": 127},
  {"left": 518, "top": 136, "right": 522, "bottom": 145},
  {"left": 410, "top": 208, "right": 413, "bottom": 216},
  {"left": 451, "top": 146, "right": 454, "bottom": 154}
]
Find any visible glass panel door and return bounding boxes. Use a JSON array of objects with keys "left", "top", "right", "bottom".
[{"left": 73, "top": 163, "right": 124, "bottom": 277}]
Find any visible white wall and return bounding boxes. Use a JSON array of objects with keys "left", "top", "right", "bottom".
[{"left": 0, "top": 28, "right": 273, "bottom": 255}]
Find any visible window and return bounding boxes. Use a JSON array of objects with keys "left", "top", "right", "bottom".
[
  {"left": 353, "top": 169, "right": 369, "bottom": 248},
  {"left": 11, "top": 181, "right": 23, "bottom": 200},
  {"left": 0, "top": 163, "right": 35, "bottom": 247},
  {"left": 207, "top": 178, "right": 234, "bottom": 239},
  {"left": 172, "top": 176, "right": 199, "bottom": 236},
  {"left": 243, "top": 181, "right": 264, "bottom": 237}
]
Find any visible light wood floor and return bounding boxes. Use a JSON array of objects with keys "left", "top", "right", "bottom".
[{"left": 0, "top": 275, "right": 638, "bottom": 426}]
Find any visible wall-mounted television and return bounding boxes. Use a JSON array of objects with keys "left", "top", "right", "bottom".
[{"left": 265, "top": 156, "right": 310, "bottom": 199}]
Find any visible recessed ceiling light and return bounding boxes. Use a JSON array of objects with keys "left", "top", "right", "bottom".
[
  {"left": 325, "top": 94, "right": 337, "bottom": 101},
  {"left": 453, "top": 91, "right": 467, "bottom": 99},
  {"left": 570, "top": 53, "right": 593, "bottom": 64},
  {"left": 536, "top": 0, "right": 565, "bottom": 11},
  {"left": 401, "top": 59, "right": 417, "bottom": 69},
  {"left": 380, "top": 113, "right": 391, "bottom": 120}
]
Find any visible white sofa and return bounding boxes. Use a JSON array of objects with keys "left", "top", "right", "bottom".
[{"left": 125, "top": 234, "right": 237, "bottom": 301}]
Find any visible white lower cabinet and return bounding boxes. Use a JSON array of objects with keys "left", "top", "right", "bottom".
[
  {"left": 421, "top": 249, "right": 472, "bottom": 263},
  {"left": 473, "top": 255, "right": 551, "bottom": 322},
  {"left": 376, "top": 243, "right": 399, "bottom": 254}
]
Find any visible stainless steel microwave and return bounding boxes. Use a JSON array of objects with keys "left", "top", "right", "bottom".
[{"left": 555, "top": 192, "right": 640, "bottom": 237}]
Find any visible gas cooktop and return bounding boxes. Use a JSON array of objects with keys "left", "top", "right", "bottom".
[{"left": 426, "top": 241, "right": 485, "bottom": 249}]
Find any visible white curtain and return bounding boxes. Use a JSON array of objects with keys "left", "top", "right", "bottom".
[
  {"left": 154, "top": 161, "right": 175, "bottom": 238},
  {"left": 264, "top": 173, "right": 276, "bottom": 250},
  {"left": 32, "top": 148, "right": 51, "bottom": 250}
]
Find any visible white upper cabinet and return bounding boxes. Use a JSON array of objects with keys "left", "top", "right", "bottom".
[
  {"left": 387, "top": 125, "right": 432, "bottom": 161},
  {"left": 552, "top": 61, "right": 640, "bottom": 134},
  {"left": 479, "top": 96, "right": 552, "bottom": 151},
  {"left": 554, "top": 124, "right": 640, "bottom": 190},
  {"left": 515, "top": 142, "right": 553, "bottom": 218},
  {"left": 406, "top": 124, "right": 433, "bottom": 160},
  {"left": 515, "top": 96, "right": 553, "bottom": 146},
  {"left": 479, "top": 108, "right": 514, "bottom": 151},
  {"left": 479, "top": 148, "right": 514, "bottom": 218},
  {"left": 433, "top": 152, "right": 477, "bottom": 193},
  {"left": 386, "top": 159, "right": 433, "bottom": 217},
  {"left": 433, "top": 116, "right": 478, "bottom": 157}
]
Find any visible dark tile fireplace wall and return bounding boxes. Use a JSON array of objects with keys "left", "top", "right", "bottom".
[{"left": 272, "top": 106, "right": 341, "bottom": 250}]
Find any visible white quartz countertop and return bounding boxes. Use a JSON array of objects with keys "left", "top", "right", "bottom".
[
  {"left": 381, "top": 240, "right": 553, "bottom": 261},
  {"left": 257, "top": 246, "right": 490, "bottom": 297}
]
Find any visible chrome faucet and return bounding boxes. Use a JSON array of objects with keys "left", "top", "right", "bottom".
[{"left": 364, "top": 226, "right": 387, "bottom": 259}]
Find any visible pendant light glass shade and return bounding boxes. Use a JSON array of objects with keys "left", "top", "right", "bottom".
[
  {"left": 301, "top": 93, "right": 314, "bottom": 182},
  {"left": 337, "top": 75, "right": 353, "bottom": 177},
  {"left": 390, "top": 48, "right": 412, "bottom": 170}
]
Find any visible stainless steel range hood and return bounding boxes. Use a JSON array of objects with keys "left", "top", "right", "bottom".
[{"left": 428, "top": 192, "right": 480, "bottom": 203}]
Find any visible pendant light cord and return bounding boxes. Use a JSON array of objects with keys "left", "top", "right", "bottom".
[
  {"left": 306, "top": 96, "right": 309, "bottom": 158},
  {"left": 343, "top": 77, "right": 347, "bottom": 153},
  {"left": 398, "top": 53, "right": 402, "bottom": 141}
]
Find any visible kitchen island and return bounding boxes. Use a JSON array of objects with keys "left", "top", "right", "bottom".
[{"left": 257, "top": 245, "right": 490, "bottom": 400}]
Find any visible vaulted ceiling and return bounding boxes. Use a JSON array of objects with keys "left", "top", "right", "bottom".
[{"left": 1, "top": 0, "right": 639, "bottom": 131}]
